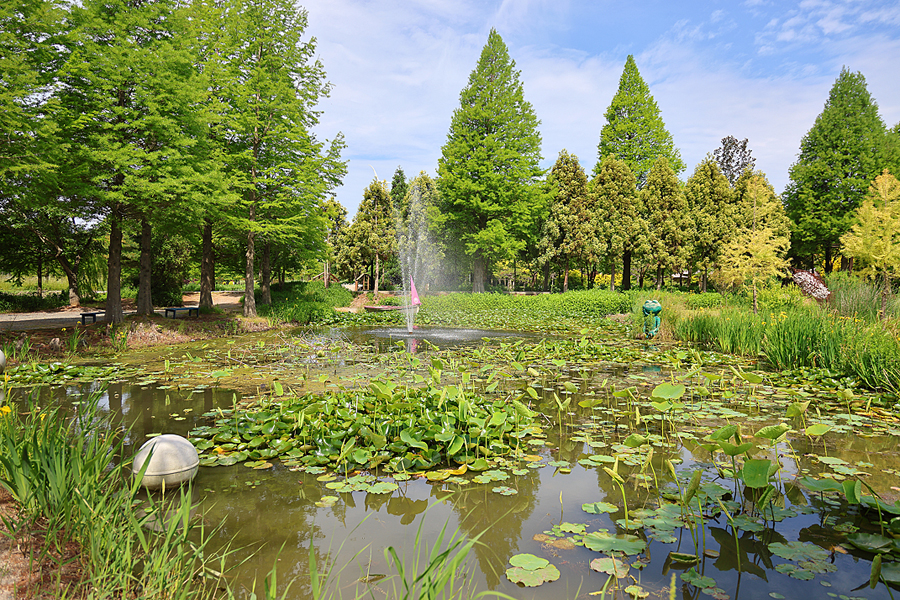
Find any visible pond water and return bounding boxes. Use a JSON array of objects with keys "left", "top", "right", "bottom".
[{"left": 10, "top": 327, "right": 900, "bottom": 600}]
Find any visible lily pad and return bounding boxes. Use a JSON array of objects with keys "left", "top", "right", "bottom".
[
  {"left": 583, "top": 532, "right": 646, "bottom": 555},
  {"left": 590, "top": 556, "right": 629, "bottom": 577},
  {"left": 509, "top": 553, "right": 550, "bottom": 570},
  {"left": 505, "top": 565, "right": 560, "bottom": 587},
  {"left": 492, "top": 486, "right": 518, "bottom": 496},
  {"left": 582, "top": 501, "right": 619, "bottom": 514}
]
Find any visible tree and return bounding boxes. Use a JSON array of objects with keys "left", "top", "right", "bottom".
[
  {"left": 340, "top": 179, "right": 395, "bottom": 295},
  {"left": 595, "top": 55, "right": 684, "bottom": 187},
  {"left": 538, "top": 150, "right": 594, "bottom": 292},
  {"left": 593, "top": 156, "right": 642, "bottom": 291},
  {"left": 436, "top": 28, "right": 543, "bottom": 293},
  {"left": 390, "top": 166, "right": 409, "bottom": 224},
  {"left": 716, "top": 172, "right": 790, "bottom": 312},
  {"left": 397, "top": 172, "right": 443, "bottom": 293},
  {"left": 784, "top": 68, "right": 888, "bottom": 272},
  {"left": 643, "top": 158, "right": 690, "bottom": 289},
  {"left": 208, "top": 0, "right": 345, "bottom": 317},
  {"left": 685, "top": 157, "right": 735, "bottom": 291},
  {"left": 714, "top": 136, "right": 756, "bottom": 186},
  {"left": 840, "top": 170, "right": 900, "bottom": 319}
]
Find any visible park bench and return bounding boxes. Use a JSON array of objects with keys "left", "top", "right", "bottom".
[
  {"left": 164, "top": 306, "right": 200, "bottom": 319},
  {"left": 80, "top": 312, "right": 104, "bottom": 325}
]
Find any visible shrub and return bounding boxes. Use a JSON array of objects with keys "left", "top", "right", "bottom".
[
  {"left": 0, "top": 290, "right": 67, "bottom": 312},
  {"left": 258, "top": 281, "right": 352, "bottom": 325}
]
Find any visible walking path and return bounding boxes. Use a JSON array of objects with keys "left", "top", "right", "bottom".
[{"left": 0, "top": 291, "right": 244, "bottom": 332}]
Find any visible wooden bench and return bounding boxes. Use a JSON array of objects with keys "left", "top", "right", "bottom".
[
  {"left": 164, "top": 306, "right": 200, "bottom": 319},
  {"left": 80, "top": 312, "right": 103, "bottom": 325}
]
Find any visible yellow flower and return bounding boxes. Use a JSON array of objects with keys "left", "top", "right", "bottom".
[{"left": 0, "top": 406, "right": 11, "bottom": 415}]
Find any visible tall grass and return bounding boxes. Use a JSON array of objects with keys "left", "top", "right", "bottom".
[
  {"left": 826, "top": 271, "right": 900, "bottom": 321},
  {"left": 0, "top": 391, "right": 231, "bottom": 598}
]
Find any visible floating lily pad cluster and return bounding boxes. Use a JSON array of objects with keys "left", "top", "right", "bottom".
[
  {"left": 190, "top": 380, "right": 541, "bottom": 473},
  {"left": 505, "top": 553, "right": 560, "bottom": 587}
]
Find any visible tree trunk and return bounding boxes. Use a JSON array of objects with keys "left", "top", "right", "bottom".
[
  {"left": 638, "top": 266, "right": 645, "bottom": 289},
  {"left": 37, "top": 255, "right": 43, "bottom": 298},
  {"left": 563, "top": 256, "right": 569, "bottom": 293},
  {"left": 655, "top": 266, "right": 663, "bottom": 291},
  {"left": 324, "top": 259, "right": 330, "bottom": 289},
  {"left": 609, "top": 257, "right": 616, "bottom": 292},
  {"left": 374, "top": 254, "right": 381, "bottom": 296},
  {"left": 542, "top": 262, "right": 550, "bottom": 292},
  {"left": 260, "top": 240, "right": 272, "bottom": 305},
  {"left": 622, "top": 250, "right": 632, "bottom": 291},
  {"left": 244, "top": 204, "right": 257, "bottom": 318},
  {"left": 472, "top": 252, "right": 486, "bottom": 293},
  {"left": 105, "top": 206, "right": 124, "bottom": 324},
  {"left": 824, "top": 243, "right": 834, "bottom": 273},
  {"left": 701, "top": 269, "right": 708, "bottom": 293},
  {"left": 60, "top": 260, "right": 82, "bottom": 307},
  {"left": 199, "top": 219, "right": 214, "bottom": 309},
  {"left": 136, "top": 217, "right": 153, "bottom": 315},
  {"left": 752, "top": 281, "right": 758, "bottom": 314}
]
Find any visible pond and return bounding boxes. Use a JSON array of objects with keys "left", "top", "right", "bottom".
[{"left": 8, "top": 325, "right": 900, "bottom": 600}]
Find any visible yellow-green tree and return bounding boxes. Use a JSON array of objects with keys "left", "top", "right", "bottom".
[
  {"left": 716, "top": 173, "right": 789, "bottom": 312},
  {"left": 840, "top": 170, "right": 900, "bottom": 319}
]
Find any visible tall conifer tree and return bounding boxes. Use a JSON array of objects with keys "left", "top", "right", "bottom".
[
  {"left": 685, "top": 157, "right": 735, "bottom": 291},
  {"left": 593, "top": 156, "right": 642, "bottom": 291},
  {"left": 436, "top": 29, "right": 543, "bottom": 293},
  {"left": 595, "top": 55, "right": 684, "bottom": 187},
  {"left": 643, "top": 158, "right": 689, "bottom": 288},
  {"left": 784, "top": 67, "right": 887, "bottom": 272}
]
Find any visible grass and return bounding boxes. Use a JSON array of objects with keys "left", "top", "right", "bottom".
[
  {"left": 0, "top": 390, "right": 234, "bottom": 599},
  {"left": 257, "top": 281, "right": 353, "bottom": 325}
]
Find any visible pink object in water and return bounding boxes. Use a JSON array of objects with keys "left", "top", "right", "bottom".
[{"left": 410, "top": 277, "right": 421, "bottom": 306}]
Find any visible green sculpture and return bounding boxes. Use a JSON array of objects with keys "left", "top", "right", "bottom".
[{"left": 642, "top": 300, "right": 661, "bottom": 338}]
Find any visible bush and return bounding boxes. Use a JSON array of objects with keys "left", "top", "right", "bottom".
[
  {"left": 0, "top": 290, "right": 67, "bottom": 312},
  {"left": 258, "top": 281, "right": 352, "bottom": 325}
]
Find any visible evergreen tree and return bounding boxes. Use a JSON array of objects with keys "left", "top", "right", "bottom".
[
  {"left": 436, "top": 29, "right": 543, "bottom": 293},
  {"left": 784, "top": 68, "right": 888, "bottom": 272},
  {"left": 717, "top": 173, "right": 789, "bottom": 312},
  {"left": 340, "top": 180, "right": 395, "bottom": 295},
  {"left": 593, "top": 156, "right": 642, "bottom": 291},
  {"left": 642, "top": 158, "right": 690, "bottom": 289},
  {"left": 685, "top": 157, "right": 735, "bottom": 291},
  {"left": 539, "top": 150, "right": 595, "bottom": 292},
  {"left": 595, "top": 55, "right": 684, "bottom": 187},
  {"left": 714, "top": 136, "right": 756, "bottom": 186},
  {"left": 397, "top": 172, "right": 443, "bottom": 293},
  {"left": 840, "top": 170, "right": 900, "bottom": 319},
  {"left": 390, "top": 166, "right": 409, "bottom": 224}
]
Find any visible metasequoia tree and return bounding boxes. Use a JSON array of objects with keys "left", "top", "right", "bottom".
[
  {"left": 209, "top": 0, "right": 344, "bottom": 317},
  {"left": 595, "top": 55, "right": 684, "bottom": 187},
  {"left": 840, "top": 170, "right": 900, "bottom": 319},
  {"left": 436, "top": 29, "right": 543, "bottom": 293},
  {"left": 717, "top": 173, "right": 790, "bottom": 312},
  {"left": 685, "top": 157, "right": 736, "bottom": 292},
  {"left": 539, "top": 150, "right": 595, "bottom": 292},
  {"left": 593, "top": 156, "right": 641, "bottom": 291},
  {"left": 784, "top": 68, "right": 887, "bottom": 272}
]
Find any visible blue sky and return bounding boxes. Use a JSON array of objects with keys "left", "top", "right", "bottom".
[{"left": 299, "top": 0, "right": 900, "bottom": 217}]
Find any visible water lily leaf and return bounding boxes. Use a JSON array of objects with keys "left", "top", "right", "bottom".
[
  {"left": 804, "top": 424, "right": 831, "bottom": 437},
  {"left": 367, "top": 481, "right": 398, "bottom": 494},
  {"left": 425, "top": 470, "right": 451, "bottom": 482},
  {"left": 669, "top": 552, "right": 700, "bottom": 565},
  {"left": 399, "top": 429, "right": 427, "bottom": 451},
  {"left": 624, "top": 433, "right": 648, "bottom": 448},
  {"left": 775, "top": 563, "right": 814, "bottom": 580},
  {"left": 582, "top": 501, "right": 618, "bottom": 515},
  {"left": 846, "top": 533, "right": 895, "bottom": 553},
  {"left": 505, "top": 565, "right": 559, "bottom": 587},
  {"left": 624, "top": 584, "right": 649, "bottom": 599},
  {"left": 583, "top": 532, "right": 646, "bottom": 555},
  {"left": 315, "top": 495, "right": 339, "bottom": 508},
  {"left": 785, "top": 401, "right": 809, "bottom": 417},
  {"left": 469, "top": 458, "right": 490, "bottom": 472},
  {"left": 652, "top": 383, "right": 685, "bottom": 400},
  {"left": 718, "top": 441, "right": 753, "bottom": 456},
  {"left": 590, "top": 557, "right": 629, "bottom": 577},
  {"left": 842, "top": 479, "right": 862, "bottom": 504},
  {"left": 737, "top": 371, "right": 763, "bottom": 384},
  {"left": 447, "top": 435, "right": 465, "bottom": 456},
  {"left": 509, "top": 553, "right": 549, "bottom": 570},
  {"left": 797, "top": 476, "right": 843, "bottom": 493},
  {"left": 755, "top": 423, "right": 790, "bottom": 441},
  {"left": 769, "top": 542, "right": 829, "bottom": 562},
  {"left": 741, "top": 459, "right": 772, "bottom": 488},
  {"left": 682, "top": 567, "right": 714, "bottom": 588},
  {"left": 492, "top": 486, "right": 517, "bottom": 496},
  {"left": 709, "top": 424, "right": 738, "bottom": 441}
]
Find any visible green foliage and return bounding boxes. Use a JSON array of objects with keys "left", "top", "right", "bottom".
[
  {"left": 0, "top": 290, "right": 67, "bottom": 312},
  {"left": 337, "top": 179, "right": 395, "bottom": 292},
  {"left": 539, "top": 150, "right": 595, "bottom": 291},
  {"left": 643, "top": 158, "right": 690, "bottom": 287},
  {"left": 685, "top": 157, "right": 735, "bottom": 288},
  {"left": 595, "top": 55, "right": 685, "bottom": 186},
  {"left": 840, "top": 171, "right": 900, "bottom": 318},
  {"left": 784, "top": 68, "right": 888, "bottom": 267},
  {"left": 593, "top": 155, "right": 642, "bottom": 290},
  {"left": 0, "top": 392, "right": 228, "bottom": 599},
  {"left": 258, "top": 281, "right": 352, "bottom": 324},
  {"left": 436, "top": 29, "right": 544, "bottom": 293},
  {"left": 826, "top": 271, "right": 900, "bottom": 321}
]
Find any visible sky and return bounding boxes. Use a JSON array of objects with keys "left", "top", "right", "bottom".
[{"left": 298, "top": 0, "right": 900, "bottom": 218}]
